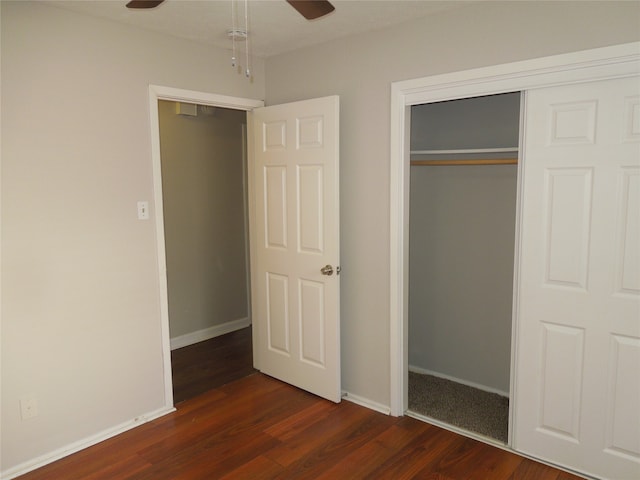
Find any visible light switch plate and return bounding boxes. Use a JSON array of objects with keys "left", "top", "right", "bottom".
[{"left": 137, "top": 201, "right": 149, "bottom": 220}]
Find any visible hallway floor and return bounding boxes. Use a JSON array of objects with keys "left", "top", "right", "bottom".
[{"left": 171, "top": 326, "right": 255, "bottom": 404}]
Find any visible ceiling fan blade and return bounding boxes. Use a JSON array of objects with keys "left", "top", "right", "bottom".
[
  {"left": 286, "top": 0, "right": 335, "bottom": 20},
  {"left": 126, "top": 0, "right": 164, "bottom": 9}
]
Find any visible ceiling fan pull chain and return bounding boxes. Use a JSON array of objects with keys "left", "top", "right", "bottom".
[
  {"left": 231, "top": 0, "right": 237, "bottom": 68},
  {"left": 244, "top": 0, "right": 250, "bottom": 78}
]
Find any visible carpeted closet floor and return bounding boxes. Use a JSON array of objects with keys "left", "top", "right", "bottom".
[{"left": 408, "top": 371, "right": 509, "bottom": 444}]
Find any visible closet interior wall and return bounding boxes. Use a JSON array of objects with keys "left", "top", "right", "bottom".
[{"left": 408, "top": 93, "right": 521, "bottom": 396}]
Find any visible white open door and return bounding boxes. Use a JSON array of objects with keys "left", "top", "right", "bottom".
[
  {"left": 250, "top": 96, "right": 340, "bottom": 402},
  {"left": 514, "top": 76, "right": 640, "bottom": 479}
]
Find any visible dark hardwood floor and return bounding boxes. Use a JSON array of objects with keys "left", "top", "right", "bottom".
[
  {"left": 17, "top": 373, "right": 585, "bottom": 479},
  {"left": 171, "top": 326, "right": 256, "bottom": 404}
]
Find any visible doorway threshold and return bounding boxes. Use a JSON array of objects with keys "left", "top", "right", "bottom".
[{"left": 405, "top": 409, "right": 508, "bottom": 449}]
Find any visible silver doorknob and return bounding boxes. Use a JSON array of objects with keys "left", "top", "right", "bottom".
[{"left": 320, "top": 265, "right": 333, "bottom": 276}]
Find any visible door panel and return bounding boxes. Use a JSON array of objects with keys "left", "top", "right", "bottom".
[
  {"left": 606, "top": 335, "right": 640, "bottom": 458},
  {"left": 539, "top": 322, "right": 585, "bottom": 442},
  {"left": 251, "top": 96, "right": 340, "bottom": 403},
  {"left": 543, "top": 167, "right": 593, "bottom": 289},
  {"left": 265, "top": 166, "right": 288, "bottom": 249},
  {"left": 266, "top": 272, "right": 289, "bottom": 354},
  {"left": 616, "top": 168, "right": 639, "bottom": 294},
  {"left": 515, "top": 76, "right": 640, "bottom": 479}
]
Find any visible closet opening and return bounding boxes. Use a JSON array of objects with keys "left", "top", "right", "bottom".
[{"left": 407, "top": 92, "right": 521, "bottom": 444}]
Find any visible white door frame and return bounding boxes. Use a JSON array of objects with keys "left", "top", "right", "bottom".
[
  {"left": 388, "top": 43, "right": 640, "bottom": 426},
  {"left": 148, "top": 85, "right": 264, "bottom": 409}
]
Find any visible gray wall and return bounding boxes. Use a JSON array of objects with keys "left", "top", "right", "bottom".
[
  {"left": 158, "top": 101, "right": 248, "bottom": 340},
  {"left": 409, "top": 165, "right": 517, "bottom": 394},
  {"left": 411, "top": 93, "right": 521, "bottom": 151},
  {"left": 265, "top": 1, "right": 640, "bottom": 407},
  {"left": 408, "top": 94, "right": 519, "bottom": 395},
  {"left": 1, "top": 1, "right": 264, "bottom": 472}
]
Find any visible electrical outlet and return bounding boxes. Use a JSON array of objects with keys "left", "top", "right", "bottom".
[{"left": 20, "top": 397, "right": 38, "bottom": 420}]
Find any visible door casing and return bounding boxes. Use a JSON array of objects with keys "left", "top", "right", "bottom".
[
  {"left": 389, "top": 41, "right": 640, "bottom": 434},
  {"left": 148, "top": 85, "right": 263, "bottom": 409}
]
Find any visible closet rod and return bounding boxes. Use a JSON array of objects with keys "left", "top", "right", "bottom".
[
  {"left": 410, "top": 147, "right": 518, "bottom": 155},
  {"left": 410, "top": 158, "right": 518, "bottom": 166}
]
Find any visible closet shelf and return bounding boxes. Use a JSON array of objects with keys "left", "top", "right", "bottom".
[
  {"left": 410, "top": 147, "right": 519, "bottom": 166},
  {"left": 411, "top": 158, "right": 517, "bottom": 166}
]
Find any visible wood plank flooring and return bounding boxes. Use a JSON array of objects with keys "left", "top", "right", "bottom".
[
  {"left": 171, "top": 326, "right": 256, "bottom": 404},
  {"left": 18, "top": 373, "right": 586, "bottom": 479}
]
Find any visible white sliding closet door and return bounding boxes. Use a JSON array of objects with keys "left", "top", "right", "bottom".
[{"left": 514, "top": 76, "right": 640, "bottom": 479}]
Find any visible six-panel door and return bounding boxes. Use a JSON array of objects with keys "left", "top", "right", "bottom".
[
  {"left": 251, "top": 96, "right": 341, "bottom": 403},
  {"left": 515, "top": 76, "right": 640, "bottom": 479}
]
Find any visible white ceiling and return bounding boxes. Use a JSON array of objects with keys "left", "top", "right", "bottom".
[{"left": 47, "top": 0, "right": 474, "bottom": 58}]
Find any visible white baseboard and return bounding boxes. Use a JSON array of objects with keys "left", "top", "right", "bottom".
[
  {"left": 342, "top": 391, "right": 391, "bottom": 415},
  {"left": 409, "top": 365, "right": 510, "bottom": 398},
  {"left": 0, "top": 406, "right": 175, "bottom": 480},
  {"left": 170, "top": 317, "right": 251, "bottom": 350}
]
